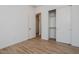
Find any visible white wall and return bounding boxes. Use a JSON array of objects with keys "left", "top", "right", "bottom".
[
  {"left": 72, "top": 6, "right": 79, "bottom": 47},
  {"left": 28, "top": 7, "right": 35, "bottom": 39},
  {"left": 0, "top": 6, "right": 35, "bottom": 48}
]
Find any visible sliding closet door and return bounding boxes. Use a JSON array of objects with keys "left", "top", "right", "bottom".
[
  {"left": 72, "top": 6, "right": 79, "bottom": 47},
  {"left": 56, "top": 6, "right": 71, "bottom": 44}
]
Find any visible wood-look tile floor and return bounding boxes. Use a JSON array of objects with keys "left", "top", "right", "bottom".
[{"left": 0, "top": 37, "right": 79, "bottom": 54}]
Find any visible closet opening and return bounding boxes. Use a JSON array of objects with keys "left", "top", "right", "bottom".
[
  {"left": 36, "top": 13, "right": 41, "bottom": 37},
  {"left": 48, "top": 9, "right": 56, "bottom": 41}
]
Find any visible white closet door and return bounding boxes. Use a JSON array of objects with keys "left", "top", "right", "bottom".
[
  {"left": 72, "top": 6, "right": 79, "bottom": 47},
  {"left": 56, "top": 6, "right": 71, "bottom": 44}
]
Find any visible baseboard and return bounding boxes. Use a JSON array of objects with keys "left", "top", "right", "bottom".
[
  {"left": 71, "top": 43, "right": 79, "bottom": 47},
  {"left": 0, "top": 37, "right": 28, "bottom": 49},
  {"left": 56, "top": 40, "right": 71, "bottom": 45}
]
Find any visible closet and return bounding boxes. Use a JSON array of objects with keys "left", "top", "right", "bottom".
[
  {"left": 48, "top": 6, "right": 72, "bottom": 44},
  {"left": 48, "top": 10, "right": 56, "bottom": 40}
]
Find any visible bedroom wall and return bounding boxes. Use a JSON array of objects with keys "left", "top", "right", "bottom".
[{"left": 0, "top": 6, "right": 35, "bottom": 48}]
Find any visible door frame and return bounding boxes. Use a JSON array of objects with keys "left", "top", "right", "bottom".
[{"left": 35, "top": 13, "right": 41, "bottom": 37}]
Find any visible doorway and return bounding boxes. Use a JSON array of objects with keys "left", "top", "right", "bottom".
[
  {"left": 48, "top": 9, "right": 56, "bottom": 40},
  {"left": 36, "top": 13, "right": 41, "bottom": 37}
]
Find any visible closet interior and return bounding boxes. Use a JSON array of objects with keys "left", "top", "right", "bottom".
[{"left": 48, "top": 9, "right": 56, "bottom": 40}]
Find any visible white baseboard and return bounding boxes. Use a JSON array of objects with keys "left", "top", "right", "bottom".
[
  {"left": 0, "top": 37, "right": 28, "bottom": 49},
  {"left": 71, "top": 43, "right": 79, "bottom": 47}
]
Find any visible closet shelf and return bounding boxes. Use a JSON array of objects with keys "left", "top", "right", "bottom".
[
  {"left": 49, "top": 16, "right": 56, "bottom": 17},
  {"left": 49, "top": 27, "right": 56, "bottom": 29}
]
